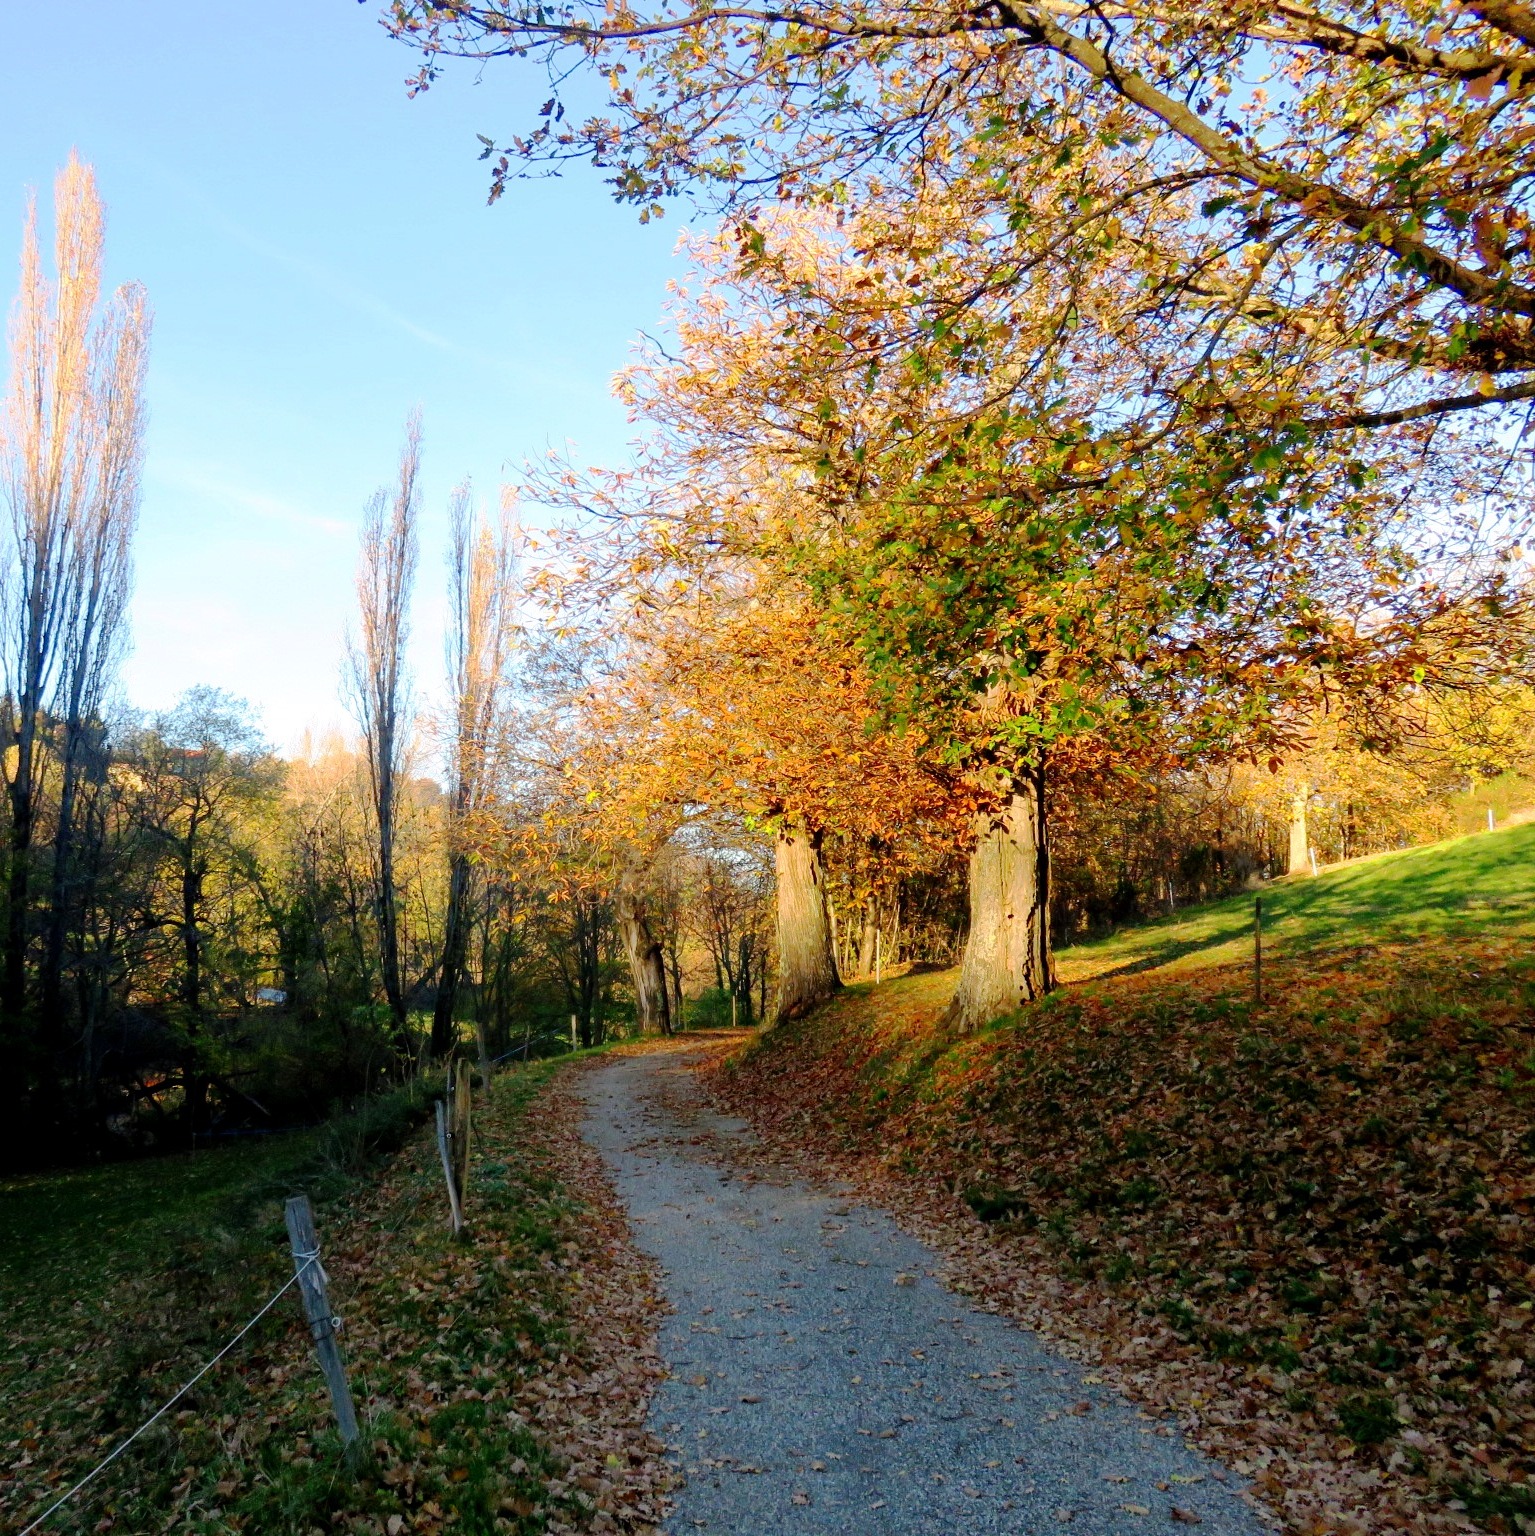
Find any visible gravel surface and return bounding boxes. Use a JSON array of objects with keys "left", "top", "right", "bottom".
[{"left": 581, "top": 1043, "right": 1274, "bottom": 1536}]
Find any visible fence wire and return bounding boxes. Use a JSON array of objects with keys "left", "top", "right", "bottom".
[{"left": 17, "top": 1255, "right": 316, "bottom": 1536}]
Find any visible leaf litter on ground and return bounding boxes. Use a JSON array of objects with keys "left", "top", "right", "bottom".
[
  {"left": 0, "top": 1062, "right": 673, "bottom": 1535},
  {"left": 705, "top": 931, "right": 1535, "bottom": 1536}
]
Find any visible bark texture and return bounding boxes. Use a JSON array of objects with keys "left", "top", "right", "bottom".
[
  {"left": 942, "top": 775, "right": 1052, "bottom": 1033},
  {"left": 774, "top": 825, "right": 840, "bottom": 1022},
  {"left": 855, "top": 902, "right": 878, "bottom": 980},
  {"left": 617, "top": 883, "right": 672, "bottom": 1036},
  {"left": 1288, "top": 784, "right": 1311, "bottom": 875}
]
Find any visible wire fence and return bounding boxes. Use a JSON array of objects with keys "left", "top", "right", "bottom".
[
  {"left": 15, "top": 1256, "right": 317, "bottom": 1536},
  {"left": 15, "top": 1058, "right": 493, "bottom": 1532}
]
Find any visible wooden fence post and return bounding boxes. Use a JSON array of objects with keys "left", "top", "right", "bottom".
[
  {"left": 435, "top": 1099, "right": 465, "bottom": 1235},
  {"left": 283, "top": 1195, "right": 360, "bottom": 1454},
  {"left": 451, "top": 1058, "right": 472, "bottom": 1203},
  {"left": 1253, "top": 895, "right": 1263, "bottom": 1005}
]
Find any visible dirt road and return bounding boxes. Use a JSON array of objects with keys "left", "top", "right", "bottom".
[{"left": 581, "top": 1042, "right": 1272, "bottom": 1535}]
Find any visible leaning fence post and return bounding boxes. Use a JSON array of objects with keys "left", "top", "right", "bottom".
[
  {"left": 435, "top": 1099, "right": 465, "bottom": 1235},
  {"left": 283, "top": 1195, "right": 360, "bottom": 1454},
  {"left": 450, "top": 1058, "right": 472, "bottom": 1203},
  {"left": 1253, "top": 895, "right": 1263, "bottom": 1005}
]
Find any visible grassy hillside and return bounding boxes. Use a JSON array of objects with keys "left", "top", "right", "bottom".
[
  {"left": 716, "top": 822, "right": 1535, "bottom": 1535},
  {"left": 0, "top": 1069, "right": 626, "bottom": 1536},
  {"left": 1058, "top": 818, "right": 1535, "bottom": 984}
]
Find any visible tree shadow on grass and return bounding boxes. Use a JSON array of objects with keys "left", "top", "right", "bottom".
[{"left": 1060, "top": 822, "right": 1535, "bottom": 984}]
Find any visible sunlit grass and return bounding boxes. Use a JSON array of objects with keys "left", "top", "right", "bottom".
[{"left": 1055, "top": 817, "right": 1535, "bottom": 985}]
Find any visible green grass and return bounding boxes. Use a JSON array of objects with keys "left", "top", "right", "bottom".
[
  {"left": 0, "top": 1067, "right": 596, "bottom": 1535},
  {"left": 1057, "top": 817, "right": 1535, "bottom": 984},
  {"left": 0, "top": 1087, "right": 432, "bottom": 1300},
  {"left": 717, "top": 817, "right": 1535, "bottom": 1532}
]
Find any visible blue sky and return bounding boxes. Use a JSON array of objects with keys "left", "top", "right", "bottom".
[{"left": 0, "top": 2, "right": 685, "bottom": 751}]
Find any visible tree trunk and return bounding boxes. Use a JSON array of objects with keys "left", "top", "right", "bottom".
[
  {"left": 855, "top": 900, "right": 878, "bottom": 980},
  {"left": 181, "top": 852, "right": 209, "bottom": 1133},
  {"left": 773, "top": 825, "right": 840, "bottom": 1022},
  {"left": 3, "top": 702, "right": 39, "bottom": 1026},
  {"left": 1288, "top": 783, "right": 1310, "bottom": 875},
  {"left": 376, "top": 783, "right": 410, "bottom": 1057},
  {"left": 40, "top": 731, "right": 80, "bottom": 1034},
  {"left": 431, "top": 851, "right": 471, "bottom": 1058},
  {"left": 666, "top": 940, "right": 684, "bottom": 1030},
  {"left": 617, "top": 883, "right": 672, "bottom": 1036},
  {"left": 734, "top": 933, "right": 755, "bottom": 1025},
  {"left": 942, "top": 768, "right": 1052, "bottom": 1033}
]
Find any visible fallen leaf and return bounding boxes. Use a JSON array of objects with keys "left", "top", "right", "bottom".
[{"left": 1171, "top": 1508, "right": 1203, "bottom": 1526}]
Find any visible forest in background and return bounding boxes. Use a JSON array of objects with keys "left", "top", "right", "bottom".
[{"left": 12, "top": 0, "right": 1535, "bottom": 1163}]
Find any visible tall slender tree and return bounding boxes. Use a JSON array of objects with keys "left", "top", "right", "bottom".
[
  {"left": 42, "top": 266, "right": 148, "bottom": 1029},
  {"left": 346, "top": 416, "right": 421, "bottom": 1057},
  {"left": 432, "top": 485, "right": 518, "bottom": 1060},
  {"left": 0, "top": 154, "right": 148, "bottom": 1047}
]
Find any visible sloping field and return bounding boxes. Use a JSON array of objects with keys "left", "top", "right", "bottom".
[
  {"left": 713, "top": 824, "right": 1535, "bottom": 1534},
  {"left": 0, "top": 1068, "right": 667, "bottom": 1536},
  {"left": 1058, "top": 819, "right": 1535, "bottom": 985}
]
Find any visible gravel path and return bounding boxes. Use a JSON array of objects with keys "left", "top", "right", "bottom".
[{"left": 581, "top": 1042, "right": 1273, "bottom": 1536}]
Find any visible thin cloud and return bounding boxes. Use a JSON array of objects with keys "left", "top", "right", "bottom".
[
  {"left": 135, "top": 159, "right": 495, "bottom": 362},
  {"left": 151, "top": 460, "right": 353, "bottom": 536}
]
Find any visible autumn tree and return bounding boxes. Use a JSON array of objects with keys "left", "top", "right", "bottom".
[
  {"left": 393, "top": 0, "right": 1535, "bottom": 430},
  {"left": 0, "top": 155, "right": 149, "bottom": 1079},
  {"left": 400, "top": 3, "right": 1535, "bottom": 1028},
  {"left": 432, "top": 486, "right": 518, "bottom": 1060},
  {"left": 691, "top": 844, "right": 772, "bottom": 1024},
  {"left": 550, "top": 207, "right": 1529, "bottom": 1027},
  {"left": 532, "top": 535, "right": 962, "bottom": 1021},
  {"left": 346, "top": 416, "right": 421, "bottom": 1056},
  {"left": 123, "top": 689, "right": 279, "bottom": 1133}
]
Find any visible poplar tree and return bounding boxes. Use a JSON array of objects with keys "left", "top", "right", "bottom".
[
  {"left": 347, "top": 417, "right": 421, "bottom": 1057},
  {"left": 432, "top": 485, "right": 517, "bottom": 1060},
  {"left": 0, "top": 154, "right": 148, "bottom": 1053}
]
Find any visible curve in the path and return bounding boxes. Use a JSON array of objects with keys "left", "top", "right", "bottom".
[{"left": 582, "top": 1043, "right": 1273, "bottom": 1536}]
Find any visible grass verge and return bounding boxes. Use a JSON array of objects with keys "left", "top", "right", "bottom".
[
  {"left": 1057, "top": 817, "right": 1535, "bottom": 984},
  {"left": 1, "top": 1064, "right": 667, "bottom": 1535}
]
